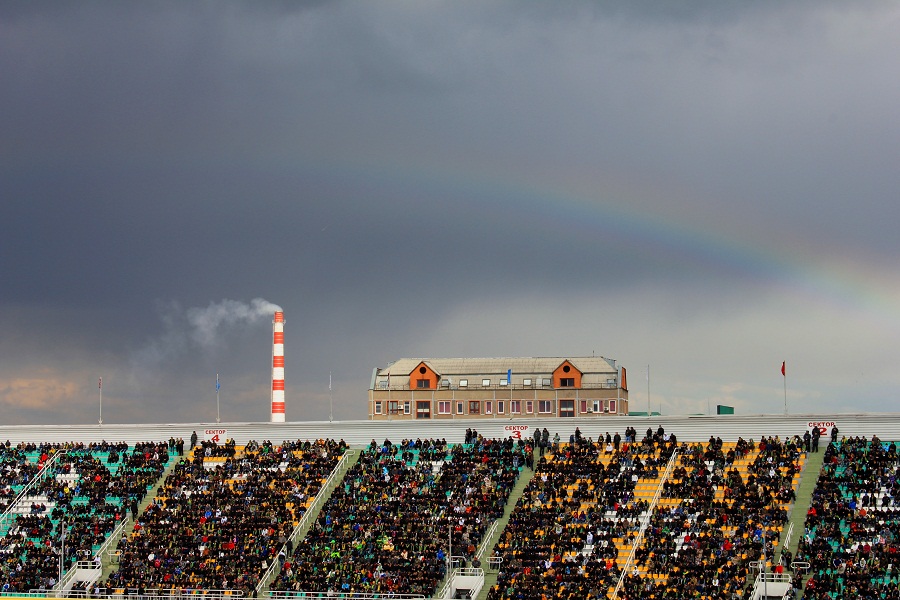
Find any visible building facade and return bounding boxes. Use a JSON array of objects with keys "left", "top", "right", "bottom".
[{"left": 368, "top": 356, "right": 628, "bottom": 420}]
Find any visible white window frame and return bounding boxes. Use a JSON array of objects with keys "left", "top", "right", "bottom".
[
  {"left": 459, "top": 379, "right": 468, "bottom": 388},
  {"left": 539, "top": 400, "right": 552, "bottom": 414},
  {"left": 438, "top": 401, "right": 451, "bottom": 415},
  {"left": 404, "top": 401, "right": 411, "bottom": 415},
  {"left": 375, "top": 401, "right": 383, "bottom": 415},
  {"left": 523, "top": 378, "right": 532, "bottom": 386},
  {"left": 497, "top": 400, "right": 505, "bottom": 414},
  {"left": 526, "top": 400, "right": 534, "bottom": 414},
  {"left": 456, "top": 401, "right": 464, "bottom": 415},
  {"left": 510, "top": 400, "right": 521, "bottom": 414},
  {"left": 482, "top": 379, "right": 491, "bottom": 387},
  {"left": 485, "top": 401, "right": 493, "bottom": 415}
]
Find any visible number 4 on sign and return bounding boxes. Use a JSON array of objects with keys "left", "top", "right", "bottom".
[{"left": 210, "top": 434, "right": 220, "bottom": 443}]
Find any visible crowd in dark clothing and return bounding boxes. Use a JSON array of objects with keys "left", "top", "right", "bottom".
[
  {"left": 798, "top": 435, "right": 900, "bottom": 600},
  {"left": 0, "top": 441, "right": 172, "bottom": 594},
  {"left": 269, "top": 434, "right": 527, "bottom": 597},
  {"left": 619, "top": 435, "right": 801, "bottom": 600},
  {"left": 106, "top": 439, "right": 345, "bottom": 597},
  {"left": 489, "top": 431, "right": 673, "bottom": 600}
]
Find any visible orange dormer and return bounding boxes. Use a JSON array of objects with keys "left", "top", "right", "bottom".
[
  {"left": 553, "top": 360, "right": 582, "bottom": 389},
  {"left": 408, "top": 361, "right": 439, "bottom": 390}
]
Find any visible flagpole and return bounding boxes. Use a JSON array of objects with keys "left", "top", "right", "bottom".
[
  {"left": 98, "top": 378, "right": 103, "bottom": 425},
  {"left": 783, "top": 362, "right": 788, "bottom": 415},
  {"left": 216, "top": 373, "right": 221, "bottom": 424},
  {"left": 647, "top": 364, "right": 650, "bottom": 419},
  {"left": 329, "top": 371, "right": 333, "bottom": 422}
]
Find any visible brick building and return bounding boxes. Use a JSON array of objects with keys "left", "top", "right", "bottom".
[{"left": 368, "top": 356, "right": 628, "bottom": 420}]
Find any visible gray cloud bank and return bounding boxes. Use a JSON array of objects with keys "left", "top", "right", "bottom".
[{"left": 1, "top": 1, "right": 898, "bottom": 424}]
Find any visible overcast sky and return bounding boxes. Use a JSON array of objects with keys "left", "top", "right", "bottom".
[{"left": 2, "top": 1, "right": 899, "bottom": 425}]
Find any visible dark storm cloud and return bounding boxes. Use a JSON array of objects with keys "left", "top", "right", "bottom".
[{"left": 2, "top": 1, "right": 899, "bottom": 424}]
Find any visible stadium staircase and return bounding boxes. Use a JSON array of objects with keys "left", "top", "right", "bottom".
[
  {"left": 100, "top": 451, "right": 184, "bottom": 583},
  {"left": 471, "top": 455, "right": 538, "bottom": 600},
  {"left": 254, "top": 447, "right": 361, "bottom": 595},
  {"left": 780, "top": 448, "right": 823, "bottom": 563}
]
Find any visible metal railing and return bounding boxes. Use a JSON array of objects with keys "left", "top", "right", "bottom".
[
  {"left": 434, "top": 565, "right": 484, "bottom": 600},
  {"left": 97, "top": 516, "right": 131, "bottom": 561},
  {"left": 48, "top": 588, "right": 245, "bottom": 599},
  {"left": 55, "top": 560, "right": 101, "bottom": 593},
  {"left": 611, "top": 447, "right": 679, "bottom": 600},
  {"left": 780, "top": 521, "right": 794, "bottom": 560},
  {"left": 0, "top": 450, "right": 69, "bottom": 535},
  {"left": 255, "top": 451, "right": 354, "bottom": 596},
  {"left": 476, "top": 520, "right": 498, "bottom": 560},
  {"left": 266, "top": 592, "right": 424, "bottom": 599}
]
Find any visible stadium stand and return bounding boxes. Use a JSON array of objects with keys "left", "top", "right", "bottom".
[
  {"left": 0, "top": 441, "right": 172, "bottom": 594},
  {"left": 487, "top": 429, "right": 676, "bottom": 600},
  {"left": 268, "top": 434, "right": 528, "bottom": 598},
  {"left": 797, "top": 436, "right": 900, "bottom": 600},
  {"left": 104, "top": 438, "right": 346, "bottom": 597},
  {"left": 4, "top": 417, "right": 900, "bottom": 600}
]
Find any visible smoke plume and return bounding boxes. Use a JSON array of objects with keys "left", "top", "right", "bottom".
[
  {"left": 187, "top": 298, "right": 283, "bottom": 347},
  {"left": 135, "top": 298, "right": 282, "bottom": 368}
]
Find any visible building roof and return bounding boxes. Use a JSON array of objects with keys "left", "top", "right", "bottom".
[{"left": 378, "top": 356, "right": 618, "bottom": 377}]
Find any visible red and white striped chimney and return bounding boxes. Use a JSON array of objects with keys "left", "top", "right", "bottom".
[{"left": 271, "top": 311, "right": 285, "bottom": 422}]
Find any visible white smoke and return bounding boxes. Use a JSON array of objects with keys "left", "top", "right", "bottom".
[
  {"left": 135, "top": 298, "right": 283, "bottom": 368},
  {"left": 187, "top": 298, "right": 283, "bottom": 347}
]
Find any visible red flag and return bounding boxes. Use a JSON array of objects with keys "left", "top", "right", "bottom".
[{"left": 781, "top": 362, "right": 785, "bottom": 377}]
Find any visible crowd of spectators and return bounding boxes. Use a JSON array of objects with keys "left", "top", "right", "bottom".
[
  {"left": 269, "top": 434, "right": 527, "bottom": 598},
  {"left": 618, "top": 435, "right": 801, "bottom": 600},
  {"left": 106, "top": 438, "right": 346, "bottom": 597},
  {"left": 489, "top": 430, "right": 672, "bottom": 600},
  {"left": 0, "top": 441, "right": 173, "bottom": 593},
  {"left": 798, "top": 436, "right": 900, "bottom": 600}
]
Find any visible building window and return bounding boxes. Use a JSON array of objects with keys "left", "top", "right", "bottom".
[
  {"left": 469, "top": 401, "right": 480, "bottom": 415},
  {"left": 485, "top": 401, "right": 492, "bottom": 415},
  {"left": 523, "top": 378, "right": 532, "bottom": 386},
  {"left": 416, "top": 401, "right": 431, "bottom": 419},
  {"left": 499, "top": 379, "right": 508, "bottom": 387},
  {"left": 374, "top": 401, "right": 383, "bottom": 415},
  {"left": 609, "top": 400, "right": 617, "bottom": 414},
  {"left": 388, "top": 401, "right": 400, "bottom": 415},
  {"left": 526, "top": 400, "right": 533, "bottom": 414},
  {"left": 416, "top": 379, "right": 430, "bottom": 389},
  {"left": 559, "top": 378, "right": 575, "bottom": 387},
  {"left": 459, "top": 379, "right": 468, "bottom": 388},
  {"left": 538, "top": 400, "right": 551, "bottom": 414},
  {"left": 497, "top": 401, "right": 504, "bottom": 414},
  {"left": 456, "top": 401, "right": 464, "bottom": 414},
  {"left": 438, "top": 401, "right": 450, "bottom": 415},
  {"left": 559, "top": 399, "right": 575, "bottom": 417},
  {"left": 580, "top": 400, "right": 588, "bottom": 414},
  {"left": 404, "top": 401, "right": 411, "bottom": 415},
  {"left": 542, "top": 378, "right": 551, "bottom": 387},
  {"left": 482, "top": 379, "right": 491, "bottom": 387},
  {"left": 607, "top": 378, "right": 616, "bottom": 388},
  {"left": 511, "top": 400, "right": 521, "bottom": 414}
]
